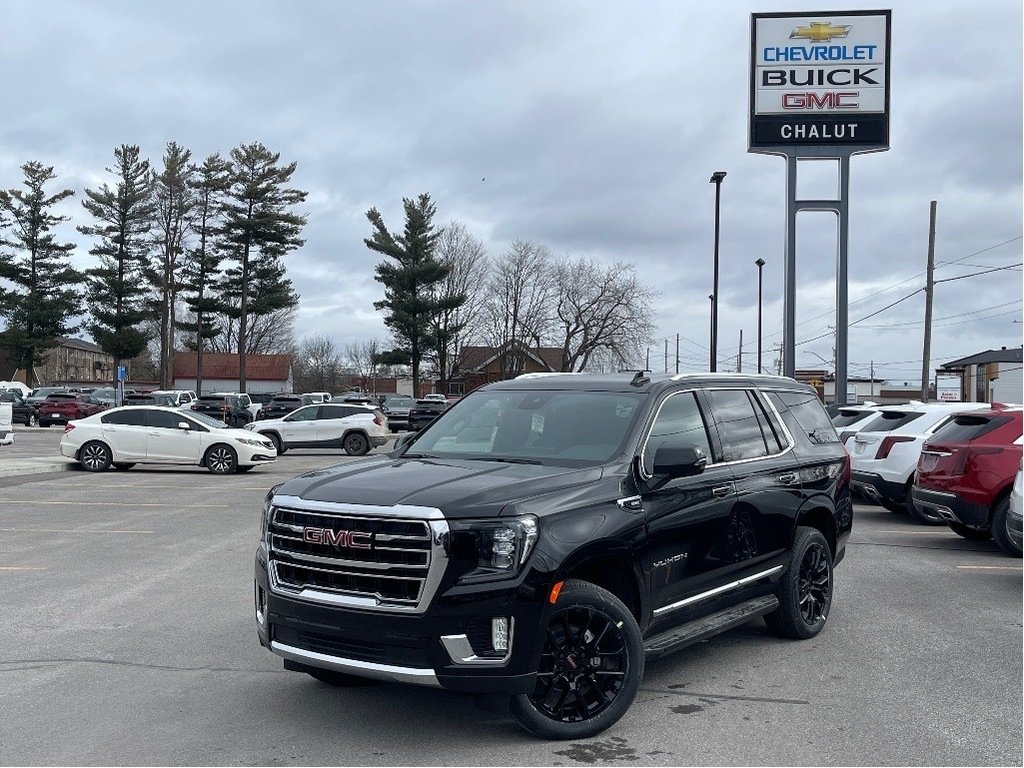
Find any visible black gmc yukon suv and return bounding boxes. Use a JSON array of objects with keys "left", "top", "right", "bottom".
[{"left": 254, "top": 373, "right": 852, "bottom": 739}]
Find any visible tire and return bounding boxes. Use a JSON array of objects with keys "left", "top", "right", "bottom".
[
  {"left": 266, "top": 432, "right": 286, "bottom": 455},
  {"left": 764, "top": 526, "right": 833, "bottom": 640},
  {"left": 26, "top": 412, "right": 37, "bottom": 427},
  {"left": 948, "top": 522, "right": 991, "bottom": 541},
  {"left": 79, "top": 441, "right": 112, "bottom": 472},
  {"left": 236, "top": 465, "right": 255, "bottom": 473},
  {"left": 112, "top": 463, "right": 136, "bottom": 471},
  {"left": 510, "top": 580, "right": 644, "bottom": 741},
  {"left": 205, "top": 444, "right": 238, "bottom": 474},
  {"left": 343, "top": 432, "right": 370, "bottom": 456},
  {"left": 991, "top": 497, "right": 1022, "bottom": 557}
]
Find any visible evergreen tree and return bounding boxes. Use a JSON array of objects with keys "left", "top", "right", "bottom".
[
  {"left": 364, "top": 194, "right": 455, "bottom": 396},
  {"left": 149, "top": 141, "right": 195, "bottom": 388},
  {"left": 0, "top": 162, "right": 81, "bottom": 385},
  {"left": 78, "top": 144, "right": 156, "bottom": 388},
  {"left": 221, "top": 142, "right": 306, "bottom": 390},
  {"left": 179, "top": 153, "right": 230, "bottom": 394}
]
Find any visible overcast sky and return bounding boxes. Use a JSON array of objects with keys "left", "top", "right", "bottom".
[{"left": 1, "top": 0, "right": 1020, "bottom": 385}]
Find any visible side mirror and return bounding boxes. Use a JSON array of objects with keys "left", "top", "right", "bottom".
[
  {"left": 644, "top": 444, "right": 708, "bottom": 491},
  {"left": 178, "top": 421, "right": 191, "bottom": 430}
]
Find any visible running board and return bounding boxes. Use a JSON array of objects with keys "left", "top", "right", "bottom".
[{"left": 643, "top": 595, "right": 780, "bottom": 661}]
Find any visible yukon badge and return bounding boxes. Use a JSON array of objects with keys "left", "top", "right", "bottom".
[{"left": 303, "top": 527, "right": 373, "bottom": 549}]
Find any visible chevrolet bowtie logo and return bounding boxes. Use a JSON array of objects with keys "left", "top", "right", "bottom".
[{"left": 790, "top": 21, "right": 852, "bottom": 43}]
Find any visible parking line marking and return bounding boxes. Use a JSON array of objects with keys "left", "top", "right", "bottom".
[
  {"left": 954, "top": 565, "right": 1023, "bottom": 571},
  {"left": 876, "top": 530, "right": 955, "bottom": 535},
  {"left": 0, "top": 566, "right": 46, "bottom": 571},
  {"left": 53, "top": 483, "right": 274, "bottom": 491},
  {"left": 0, "top": 500, "right": 229, "bottom": 508},
  {"left": 0, "top": 528, "right": 153, "bottom": 535}
]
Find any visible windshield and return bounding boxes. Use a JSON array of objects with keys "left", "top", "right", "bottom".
[
  {"left": 188, "top": 411, "right": 229, "bottom": 429},
  {"left": 406, "top": 389, "right": 644, "bottom": 466}
]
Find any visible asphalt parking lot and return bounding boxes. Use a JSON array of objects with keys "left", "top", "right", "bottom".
[{"left": 1, "top": 427, "right": 1021, "bottom": 766}]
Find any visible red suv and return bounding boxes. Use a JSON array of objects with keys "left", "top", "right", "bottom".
[
  {"left": 38, "top": 393, "right": 104, "bottom": 428},
  {"left": 911, "top": 405, "right": 1023, "bottom": 556}
]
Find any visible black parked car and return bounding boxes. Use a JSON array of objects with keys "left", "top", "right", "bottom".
[
  {"left": 191, "top": 394, "right": 253, "bottom": 427},
  {"left": 407, "top": 398, "right": 448, "bottom": 431},
  {"left": 0, "top": 391, "right": 36, "bottom": 426},
  {"left": 254, "top": 372, "right": 852, "bottom": 740},
  {"left": 257, "top": 394, "right": 316, "bottom": 420}
]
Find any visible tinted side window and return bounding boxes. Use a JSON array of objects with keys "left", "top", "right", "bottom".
[
  {"left": 642, "top": 392, "right": 712, "bottom": 474},
  {"left": 832, "top": 409, "right": 874, "bottom": 428},
  {"left": 147, "top": 410, "right": 185, "bottom": 429},
  {"left": 101, "top": 409, "right": 147, "bottom": 426},
  {"left": 322, "top": 405, "right": 355, "bottom": 419},
  {"left": 772, "top": 391, "right": 841, "bottom": 444},
  {"left": 705, "top": 389, "right": 769, "bottom": 461},
  {"left": 751, "top": 392, "right": 787, "bottom": 454},
  {"left": 930, "top": 415, "right": 1010, "bottom": 443}
]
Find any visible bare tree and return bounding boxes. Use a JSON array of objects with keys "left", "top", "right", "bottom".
[
  {"left": 209, "top": 305, "right": 296, "bottom": 355},
  {"left": 484, "top": 240, "right": 555, "bottom": 377},
  {"left": 429, "top": 221, "right": 489, "bottom": 385},
  {"left": 551, "top": 258, "right": 656, "bottom": 372},
  {"left": 293, "top": 334, "right": 341, "bottom": 392}
]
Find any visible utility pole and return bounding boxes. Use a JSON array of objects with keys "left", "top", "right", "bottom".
[
  {"left": 921, "top": 201, "right": 937, "bottom": 402},
  {"left": 737, "top": 329, "right": 743, "bottom": 373},
  {"left": 675, "top": 334, "right": 679, "bottom": 374},
  {"left": 664, "top": 338, "right": 668, "bottom": 373},
  {"left": 645, "top": 346, "right": 650, "bottom": 372}
]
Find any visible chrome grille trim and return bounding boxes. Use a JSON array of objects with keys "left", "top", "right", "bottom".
[{"left": 266, "top": 496, "right": 448, "bottom": 614}]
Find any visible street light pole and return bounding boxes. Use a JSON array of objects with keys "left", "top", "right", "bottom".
[
  {"left": 755, "top": 257, "right": 765, "bottom": 374},
  {"left": 708, "top": 294, "right": 715, "bottom": 370},
  {"left": 709, "top": 170, "right": 727, "bottom": 373}
]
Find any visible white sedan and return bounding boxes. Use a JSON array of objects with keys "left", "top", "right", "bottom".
[
  {"left": 60, "top": 406, "right": 277, "bottom": 473},
  {"left": 244, "top": 402, "right": 390, "bottom": 455}
]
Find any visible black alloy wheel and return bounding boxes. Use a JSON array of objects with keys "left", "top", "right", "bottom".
[
  {"left": 511, "top": 580, "right": 643, "bottom": 740},
  {"left": 343, "top": 432, "right": 369, "bottom": 456},
  {"left": 205, "top": 444, "right": 238, "bottom": 474},
  {"left": 765, "top": 526, "right": 833, "bottom": 639},
  {"left": 79, "top": 441, "right": 112, "bottom": 472}
]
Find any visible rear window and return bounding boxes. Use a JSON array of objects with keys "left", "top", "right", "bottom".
[
  {"left": 770, "top": 391, "right": 841, "bottom": 445},
  {"left": 832, "top": 409, "right": 875, "bottom": 428},
  {"left": 46, "top": 393, "right": 78, "bottom": 401},
  {"left": 859, "top": 410, "right": 924, "bottom": 433},
  {"left": 928, "top": 414, "right": 1011, "bottom": 443}
]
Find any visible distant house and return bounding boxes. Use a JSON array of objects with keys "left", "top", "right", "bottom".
[
  {"left": 5, "top": 336, "right": 116, "bottom": 387},
  {"left": 941, "top": 346, "right": 1023, "bottom": 404},
  {"left": 442, "top": 342, "right": 564, "bottom": 396},
  {"left": 173, "top": 352, "right": 292, "bottom": 395}
]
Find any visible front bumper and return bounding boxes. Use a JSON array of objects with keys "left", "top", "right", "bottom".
[
  {"left": 254, "top": 550, "right": 543, "bottom": 694},
  {"left": 910, "top": 486, "right": 990, "bottom": 528}
]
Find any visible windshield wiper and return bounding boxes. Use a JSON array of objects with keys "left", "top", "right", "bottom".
[
  {"left": 475, "top": 456, "right": 543, "bottom": 465},
  {"left": 400, "top": 452, "right": 438, "bottom": 459}
]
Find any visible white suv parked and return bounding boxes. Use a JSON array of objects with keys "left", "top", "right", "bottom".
[
  {"left": 151, "top": 389, "right": 197, "bottom": 409},
  {"left": 245, "top": 402, "right": 390, "bottom": 456},
  {"left": 851, "top": 401, "right": 985, "bottom": 521}
]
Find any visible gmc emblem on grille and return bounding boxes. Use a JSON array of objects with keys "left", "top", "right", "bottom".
[{"left": 303, "top": 527, "right": 373, "bottom": 549}]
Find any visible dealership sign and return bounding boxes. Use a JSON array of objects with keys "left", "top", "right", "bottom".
[{"left": 749, "top": 10, "right": 891, "bottom": 150}]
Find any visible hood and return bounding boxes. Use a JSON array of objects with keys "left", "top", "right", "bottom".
[{"left": 273, "top": 455, "right": 606, "bottom": 519}]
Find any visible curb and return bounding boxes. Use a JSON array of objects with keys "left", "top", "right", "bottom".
[{"left": 0, "top": 459, "right": 74, "bottom": 478}]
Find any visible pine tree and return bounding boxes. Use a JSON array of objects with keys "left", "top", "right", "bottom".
[
  {"left": 149, "top": 141, "right": 195, "bottom": 388},
  {"left": 365, "top": 194, "right": 456, "bottom": 396},
  {"left": 78, "top": 145, "right": 156, "bottom": 388},
  {"left": 221, "top": 142, "right": 306, "bottom": 390},
  {"left": 179, "top": 153, "right": 230, "bottom": 394},
  {"left": 0, "top": 162, "right": 82, "bottom": 386}
]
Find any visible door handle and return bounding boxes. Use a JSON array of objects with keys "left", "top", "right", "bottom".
[
  {"left": 778, "top": 473, "right": 798, "bottom": 486},
  {"left": 712, "top": 485, "right": 732, "bottom": 498}
]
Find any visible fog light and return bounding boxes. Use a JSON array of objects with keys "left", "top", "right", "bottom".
[
  {"left": 492, "top": 617, "right": 509, "bottom": 652},
  {"left": 255, "top": 584, "right": 267, "bottom": 626}
]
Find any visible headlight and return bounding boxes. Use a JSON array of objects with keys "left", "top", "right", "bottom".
[
  {"left": 235, "top": 437, "right": 265, "bottom": 447},
  {"left": 449, "top": 515, "right": 538, "bottom": 583}
]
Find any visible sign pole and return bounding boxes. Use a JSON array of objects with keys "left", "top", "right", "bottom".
[{"left": 835, "top": 154, "right": 851, "bottom": 406}]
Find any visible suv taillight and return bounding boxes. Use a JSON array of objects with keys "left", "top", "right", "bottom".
[{"left": 876, "top": 435, "right": 914, "bottom": 459}]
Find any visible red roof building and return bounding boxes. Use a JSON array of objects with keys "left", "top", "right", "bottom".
[{"left": 173, "top": 352, "right": 292, "bottom": 395}]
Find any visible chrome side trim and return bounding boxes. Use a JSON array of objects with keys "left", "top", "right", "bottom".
[
  {"left": 652, "top": 565, "right": 784, "bottom": 618},
  {"left": 440, "top": 619, "right": 515, "bottom": 666},
  {"left": 271, "top": 640, "right": 441, "bottom": 687}
]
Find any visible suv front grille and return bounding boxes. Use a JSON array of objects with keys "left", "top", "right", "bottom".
[{"left": 267, "top": 501, "right": 448, "bottom": 614}]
